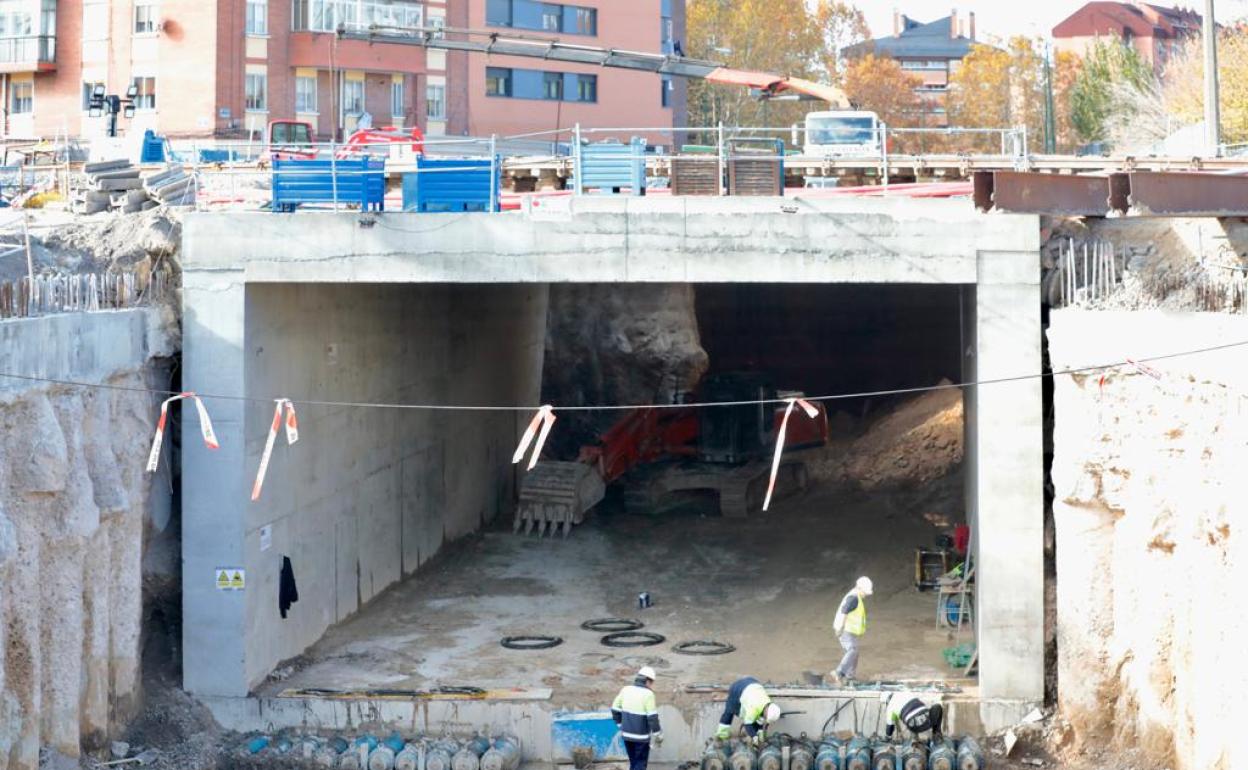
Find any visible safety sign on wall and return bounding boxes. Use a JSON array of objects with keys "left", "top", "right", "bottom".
[{"left": 215, "top": 568, "right": 246, "bottom": 591}]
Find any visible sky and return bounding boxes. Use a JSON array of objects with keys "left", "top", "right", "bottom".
[{"left": 855, "top": 1, "right": 1248, "bottom": 43}]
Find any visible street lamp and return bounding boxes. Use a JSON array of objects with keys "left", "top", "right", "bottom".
[{"left": 87, "top": 83, "right": 139, "bottom": 138}]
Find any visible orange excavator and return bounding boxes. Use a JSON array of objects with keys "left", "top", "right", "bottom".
[{"left": 515, "top": 373, "right": 830, "bottom": 537}]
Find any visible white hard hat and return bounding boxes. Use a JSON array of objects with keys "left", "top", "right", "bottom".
[
  {"left": 856, "top": 576, "right": 874, "bottom": 596},
  {"left": 764, "top": 703, "right": 782, "bottom": 723},
  {"left": 637, "top": 666, "right": 657, "bottom": 681}
]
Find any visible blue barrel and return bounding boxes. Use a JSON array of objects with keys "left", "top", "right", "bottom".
[
  {"left": 815, "top": 739, "right": 843, "bottom": 770},
  {"left": 954, "top": 736, "right": 984, "bottom": 770},
  {"left": 899, "top": 741, "right": 928, "bottom": 770},
  {"left": 870, "top": 741, "right": 897, "bottom": 770},
  {"left": 758, "top": 742, "right": 783, "bottom": 770},
  {"left": 845, "top": 736, "right": 871, "bottom": 770},
  {"left": 927, "top": 738, "right": 956, "bottom": 770}
]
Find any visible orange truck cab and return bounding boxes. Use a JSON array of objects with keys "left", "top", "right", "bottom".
[{"left": 262, "top": 120, "right": 425, "bottom": 165}]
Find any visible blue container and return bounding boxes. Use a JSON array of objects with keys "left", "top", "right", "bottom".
[
  {"left": 573, "top": 138, "right": 647, "bottom": 196},
  {"left": 272, "top": 158, "right": 385, "bottom": 212},
  {"left": 140, "top": 130, "right": 167, "bottom": 163},
  {"left": 402, "top": 157, "right": 499, "bottom": 212}
]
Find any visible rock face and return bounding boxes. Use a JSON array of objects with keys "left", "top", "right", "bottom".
[
  {"left": 542, "top": 284, "right": 709, "bottom": 409},
  {"left": 0, "top": 318, "right": 172, "bottom": 770},
  {"left": 1049, "top": 310, "right": 1247, "bottom": 770}
]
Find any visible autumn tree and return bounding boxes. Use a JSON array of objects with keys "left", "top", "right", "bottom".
[
  {"left": 1052, "top": 50, "right": 1082, "bottom": 153},
  {"left": 946, "top": 44, "right": 1012, "bottom": 151},
  {"left": 841, "top": 55, "right": 922, "bottom": 128},
  {"left": 813, "top": 1, "right": 870, "bottom": 84},
  {"left": 1069, "top": 38, "right": 1154, "bottom": 144},
  {"left": 1163, "top": 26, "right": 1248, "bottom": 146}
]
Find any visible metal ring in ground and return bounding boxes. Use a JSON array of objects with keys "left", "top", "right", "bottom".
[
  {"left": 500, "top": 635, "right": 563, "bottom": 650},
  {"left": 601, "top": 631, "right": 666, "bottom": 648},
  {"left": 672, "top": 640, "right": 737, "bottom": 656},
  {"left": 581, "top": 618, "right": 644, "bottom": 633}
]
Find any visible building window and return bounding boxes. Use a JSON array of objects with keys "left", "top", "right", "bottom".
[
  {"left": 541, "top": 4, "right": 560, "bottom": 31},
  {"left": 131, "top": 76, "right": 156, "bottom": 109},
  {"left": 485, "top": 0, "right": 511, "bottom": 26},
  {"left": 134, "top": 1, "right": 157, "bottom": 34},
  {"left": 291, "top": 0, "right": 423, "bottom": 33},
  {"left": 486, "top": 1, "right": 596, "bottom": 36},
  {"left": 426, "top": 84, "right": 445, "bottom": 119},
  {"left": 901, "top": 60, "right": 947, "bottom": 71},
  {"left": 342, "top": 78, "right": 364, "bottom": 115},
  {"left": 543, "top": 71, "right": 563, "bottom": 100},
  {"left": 81, "top": 81, "right": 105, "bottom": 110},
  {"left": 245, "top": 72, "right": 267, "bottom": 111},
  {"left": 486, "top": 67, "right": 512, "bottom": 97},
  {"left": 576, "top": 73, "right": 596, "bottom": 103},
  {"left": 295, "top": 75, "right": 317, "bottom": 112},
  {"left": 10, "top": 81, "right": 31, "bottom": 114},
  {"left": 390, "top": 79, "right": 404, "bottom": 116},
  {"left": 246, "top": 0, "right": 267, "bottom": 35},
  {"left": 429, "top": 14, "right": 445, "bottom": 39},
  {"left": 573, "top": 6, "right": 596, "bottom": 35},
  {"left": 661, "top": 75, "right": 671, "bottom": 107},
  {"left": 661, "top": 16, "right": 673, "bottom": 52}
]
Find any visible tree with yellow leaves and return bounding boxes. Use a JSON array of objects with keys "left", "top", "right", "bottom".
[
  {"left": 1162, "top": 25, "right": 1248, "bottom": 147},
  {"left": 946, "top": 38, "right": 1053, "bottom": 153},
  {"left": 841, "top": 55, "right": 922, "bottom": 128}
]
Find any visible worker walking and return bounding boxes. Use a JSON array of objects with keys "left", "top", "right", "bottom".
[
  {"left": 831, "top": 576, "right": 873, "bottom": 685},
  {"left": 612, "top": 666, "right": 663, "bottom": 770},
  {"left": 881, "top": 692, "right": 944, "bottom": 742},
  {"left": 715, "top": 677, "right": 782, "bottom": 745}
]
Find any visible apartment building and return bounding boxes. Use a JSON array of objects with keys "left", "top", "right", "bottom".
[
  {"left": 0, "top": 0, "right": 685, "bottom": 142},
  {"left": 842, "top": 10, "right": 980, "bottom": 128},
  {"left": 1053, "top": 2, "right": 1202, "bottom": 73}
]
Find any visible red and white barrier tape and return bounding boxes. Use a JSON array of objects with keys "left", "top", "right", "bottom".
[
  {"left": 146, "top": 393, "right": 219, "bottom": 472},
  {"left": 512, "top": 405, "right": 556, "bottom": 471},
  {"left": 251, "top": 399, "right": 299, "bottom": 501},
  {"left": 762, "top": 398, "right": 819, "bottom": 512}
]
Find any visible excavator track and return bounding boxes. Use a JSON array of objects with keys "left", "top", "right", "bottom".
[{"left": 514, "top": 461, "right": 606, "bottom": 537}]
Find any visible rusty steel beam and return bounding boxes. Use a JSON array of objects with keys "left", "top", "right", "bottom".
[
  {"left": 1127, "top": 171, "right": 1248, "bottom": 216},
  {"left": 975, "top": 171, "right": 1121, "bottom": 216}
]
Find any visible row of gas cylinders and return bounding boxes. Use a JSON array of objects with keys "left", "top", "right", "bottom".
[
  {"left": 701, "top": 734, "right": 985, "bottom": 770},
  {"left": 243, "top": 732, "right": 521, "bottom": 770}
]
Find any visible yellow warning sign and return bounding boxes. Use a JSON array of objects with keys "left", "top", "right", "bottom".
[{"left": 215, "top": 567, "right": 246, "bottom": 591}]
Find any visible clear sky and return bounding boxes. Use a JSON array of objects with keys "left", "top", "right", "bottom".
[{"left": 856, "top": 1, "right": 1248, "bottom": 44}]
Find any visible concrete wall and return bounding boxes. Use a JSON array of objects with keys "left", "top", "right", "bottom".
[
  {"left": 1049, "top": 310, "right": 1248, "bottom": 770},
  {"left": 181, "top": 199, "right": 1044, "bottom": 708},
  {"left": 181, "top": 279, "right": 547, "bottom": 696},
  {"left": 0, "top": 309, "right": 176, "bottom": 770}
]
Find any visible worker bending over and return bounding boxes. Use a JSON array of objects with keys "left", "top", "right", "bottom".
[
  {"left": 612, "top": 666, "right": 663, "bottom": 770},
  {"left": 881, "top": 692, "right": 944, "bottom": 742},
  {"left": 715, "top": 677, "right": 782, "bottom": 745},
  {"left": 831, "top": 576, "right": 873, "bottom": 685}
]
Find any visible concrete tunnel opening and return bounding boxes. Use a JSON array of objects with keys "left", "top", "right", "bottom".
[{"left": 241, "top": 280, "right": 979, "bottom": 705}]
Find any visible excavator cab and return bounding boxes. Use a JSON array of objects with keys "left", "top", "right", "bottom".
[{"left": 697, "top": 372, "right": 776, "bottom": 464}]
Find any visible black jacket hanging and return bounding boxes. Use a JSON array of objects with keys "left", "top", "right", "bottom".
[{"left": 279, "top": 556, "right": 299, "bottom": 619}]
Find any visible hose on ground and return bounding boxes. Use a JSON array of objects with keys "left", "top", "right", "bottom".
[
  {"left": 580, "top": 618, "right": 644, "bottom": 633},
  {"left": 500, "top": 635, "right": 563, "bottom": 650},
  {"left": 672, "top": 640, "right": 736, "bottom": 656},
  {"left": 601, "top": 631, "right": 666, "bottom": 647}
]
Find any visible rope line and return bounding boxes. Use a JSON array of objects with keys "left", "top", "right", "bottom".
[{"left": 0, "top": 338, "right": 1244, "bottom": 412}]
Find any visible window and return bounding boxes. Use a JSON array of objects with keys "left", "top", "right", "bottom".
[
  {"left": 661, "top": 75, "right": 671, "bottom": 108},
  {"left": 426, "top": 84, "right": 445, "bottom": 119},
  {"left": 245, "top": 72, "right": 267, "bottom": 111},
  {"left": 246, "top": 0, "right": 267, "bottom": 35},
  {"left": 10, "top": 81, "right": 31, "bottom": 114},
  {"left": 295, "top": 75, "right": 317, "bottom": 112},
  {"left": 486, "top": 0, "right": 511, "bottom": 26},
  {"left": 661, "top": 16, "right": 673, "bottom": 51},
  {"left": 542, "top": 71, "right": 563, "bottom": 100},
  {"left": 131, "top": 76, "right": 156, "bottom": 109},
  {"left": 576, "top": 74, "right": 596, "bottom": 103},
  {"left": 134, "top": 1, "right": 156, "bottom": 34},
  {"left": 271, "top": 121, "right": 311, "bottom": 144},
  {"left": 81, "top": 81, "right": 105, "bottom": 110},
  {"left": 429, "top": 14, "right": 445, "bottom": 39},
  {"left": 486, "top": 67, "right": 512, "bottom": 97},
  {"left": 901, "top": 60, "right": 946, "bottom": 71},
  {"left": 342, "top": 78, "right": 364, "bottom": 114},
  {"left": 291, "top": 0, "right": 422, "bottom": 33},
  {"left": 390, "top": 78, "right": 404, "bottom": 117},
  {"left": 541, "top": 4, "right": 560, "bottom": 31},
  {"left": 573, "top": 6, "right": 596, "bottom": 35}
]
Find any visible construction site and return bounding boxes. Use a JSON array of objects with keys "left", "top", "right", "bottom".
[{"left": 0, "top": 11, "right": 1244, "bottom": 770}]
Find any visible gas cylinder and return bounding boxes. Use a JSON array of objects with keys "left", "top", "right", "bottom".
[
  {"left": 453, "top": 735, "right": 489, "bottom": 770},
  {"left": 790, "top": 739, "right": 817, "bottom": 770},
  {"left": 395, "top": 744, "right": 421, "bottom": 770},
  {"left": 728, "top": 740, "right": 758, "bottom": 770},
  {"left": 815, "top": 738, "right": 843, "bottom": 770},
  {"left": 898, "top": 741, "right": 927, "bottom": 770},
  {"left": 954, "top": 736, "right": 984, "bottom": 770},
  {"left": 480, "top": 736, "right": 521, "bottom": 770},
  {"left": 369, "top": 745, "right": 397, "bottom": 770},
  {"left": 844, "top": 736, "right": 872, "bottom": 770},
  {"left": 702, "top": 741, "right": 731, "bottom": 770},
  {"left": 926, "top": 738, "right": 956, "bottom": 770},
  {"left": 426, "top": 739, "right": 460, "bottom": 770},
  {"left": 869, "top": 741, "right": 896, "bottom": 770},
  {"left": 340, "top": 749, "right": 363, "bottom": 770},
  {"left": 757, "top": 741, "right": 783, "bottom": 770}
]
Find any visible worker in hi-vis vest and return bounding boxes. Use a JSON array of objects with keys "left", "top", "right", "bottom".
[
  {"left": 715, "top": 677, "right": 782, "bottom": 745},
  {"left": 831, "top": 576, "right": 873, "bottom": 685},
  {"left": 881, "top": 691, "right": 944, "bottom": 742},
  {"left": 612, "top": 666, "right": 663, "bottom": 770}
]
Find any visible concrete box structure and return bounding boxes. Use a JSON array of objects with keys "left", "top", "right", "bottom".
[{"left": 180, "top": 198, "right": 1044, "bottom": 749}]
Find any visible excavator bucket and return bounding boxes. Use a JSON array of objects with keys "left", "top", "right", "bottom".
[{"left": 514, "top": 462, "right": 606, "bottom": 537}]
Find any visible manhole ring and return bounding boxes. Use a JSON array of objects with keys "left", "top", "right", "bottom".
[
  {"left": 581, "top": 618, "right": 644, "bottom": 633},
  {"left": 672, "top": 640, "right": 736, "bottom": 656},
  {"left": 501, "top": 635, "right": 563, "bottom": 650},
  {"left": 601, "top": 631, "right": 666, "bottom": 648}
]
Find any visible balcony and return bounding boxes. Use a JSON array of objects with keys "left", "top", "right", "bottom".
[
  {"left": 292, "top": 0, "right": 424, "bottom": 34},
  {"left": 0, "top": 35, "right": 55, "bottom": 73}
]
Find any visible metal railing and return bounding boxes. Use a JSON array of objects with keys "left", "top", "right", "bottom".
[
  {"left": 0, "top": 35, "right": 55, "bottom": 65},
  {"left": 292, "top": 0, "right": 423, "bottom": 33}
]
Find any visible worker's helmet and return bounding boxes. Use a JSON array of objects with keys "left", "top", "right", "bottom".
[
  {"left": 856, "top": 576, "right": 874, "bottom": 596},
  {"left": 764, "top": 703, "right": 782, "bottom": 724},
  {"left": 637, "top": 666, "right": 657, "bottom": 682}
]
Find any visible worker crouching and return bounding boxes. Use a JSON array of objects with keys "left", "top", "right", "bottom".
[
  {"left": 612, "top": 666, "right": 663, "bottom": 770},
  {"left": 715, "top": 677, "right": 782, "bottom": 746},
  {"left": 882, "top": 692, "right": 944, "bottom": 742}
]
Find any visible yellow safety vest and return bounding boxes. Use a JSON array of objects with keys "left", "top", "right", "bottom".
[
  {"left": 739, "top": 683, "right": 771, "bottom": 725},
  {"left": 843, "top": 591, "right": 867, "bottom": 636}
]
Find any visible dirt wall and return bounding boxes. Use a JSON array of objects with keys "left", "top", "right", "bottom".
[
  {"left": 0, "top": 310, "right": 175, "bottom": 770},
  {"left": 1048, "top": 309, "right": 1248, "bottom": 770}
]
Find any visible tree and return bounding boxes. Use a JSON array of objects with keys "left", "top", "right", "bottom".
[
  {"left": 946, "top": 44, "right": 1012, "bottom": 151},
  {"left": 813, "top": 1, "right": 870, "bottom": 84},
  {"left": 1053, "top": 50, "right": 1083, "bottom": 153},
  {"left": 1162, "top": 26, "right": 1248, "bottom": 147},
  {"left": 1068, "top": 38, "right": 1154, "bottom": 144},
  {"left": 841, "top": 55, "right": 922, "bottom": 129}
]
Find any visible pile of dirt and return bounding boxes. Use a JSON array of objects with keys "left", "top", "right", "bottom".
[
  {"left": 0, "top": 208, "right": 182, "bottom": 283},
  {"left": 818, "top": 385, "right": 964, "bottom": 490},
  {"left": 117, "top": 683, "right": 224, "bottom": 770}
]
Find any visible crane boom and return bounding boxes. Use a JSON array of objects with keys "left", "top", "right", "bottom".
[{"left": 338, "top": 25, "right": 850, "bottom": 107}]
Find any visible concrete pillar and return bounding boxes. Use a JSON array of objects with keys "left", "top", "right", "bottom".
[
  {"left": 973, "top": 252, "right": 1044, "bottom": 702},
  {"left": 182, "top": 271, "right": 248, "bottom": 697}
]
